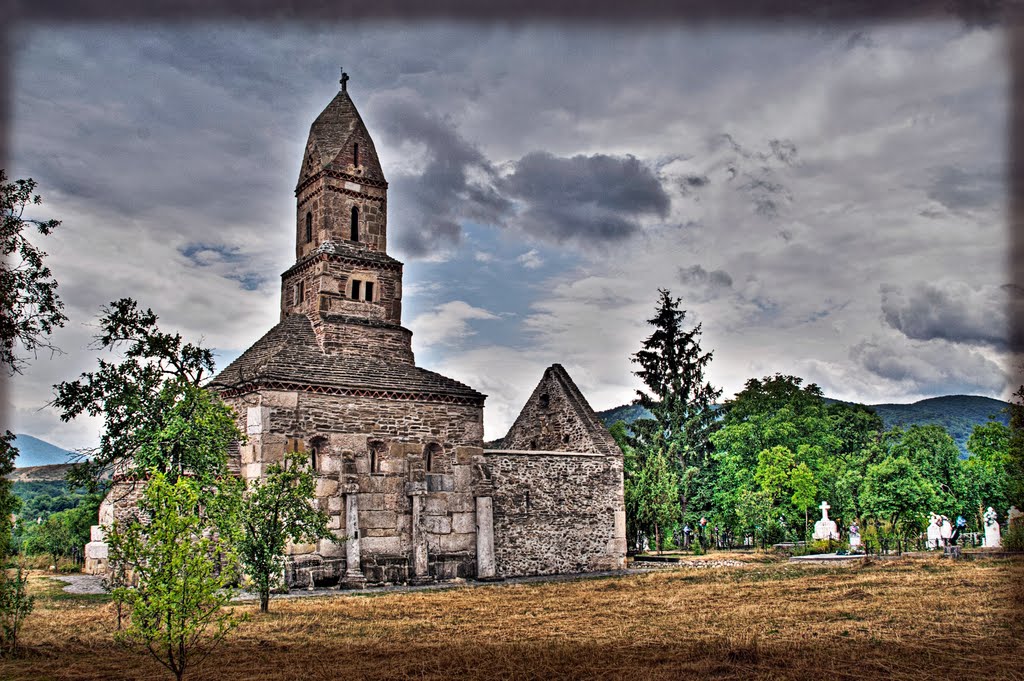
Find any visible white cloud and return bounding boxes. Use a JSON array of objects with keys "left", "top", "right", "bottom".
[
  {"left": 409, "top": 300, "right": 499, "bottom": 351},
  {"left": 517, "top": 249, "right": 543, "bottom": 269}
]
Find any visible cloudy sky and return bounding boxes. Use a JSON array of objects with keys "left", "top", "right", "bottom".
[{"left": 3, "top": 19, "right": 1016, "bottom": 450}]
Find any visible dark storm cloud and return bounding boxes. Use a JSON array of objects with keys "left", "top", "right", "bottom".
[
  {"left": 880, "top": 281, "right": 1012, "bottom": 349},
  {"left": 678, "top": 264, "right": 733, "bottom": 301},
  {"left": 925, "top": 165, "right": 1003, "bottom": 212},
  {"left": 370, "top": 93, "right": 672, "bottom": 255},
  {"left": 370, "top": 93, "right": 512, "bottom": 257},
  {"left": 500, "top": 152, "right": 670, "bottom": 243},
  {"left": 850, "top": 336, "right": 1006, "bottom": 396}
]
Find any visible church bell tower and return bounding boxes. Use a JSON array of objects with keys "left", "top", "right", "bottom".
[{"left": 281, "top": 71, "right": 411, "bottom": 362}]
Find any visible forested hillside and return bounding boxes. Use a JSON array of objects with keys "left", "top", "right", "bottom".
[{"left": 597, "top": 394, "right": 1010, "bottom": 456}]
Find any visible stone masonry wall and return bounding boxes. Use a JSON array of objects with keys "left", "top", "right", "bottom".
[
  {"left": 483, "top": 450, "right": 627, "bottom": 577},
  {"left": 225, "top": 389, "right": 485, "bottom": 586}
]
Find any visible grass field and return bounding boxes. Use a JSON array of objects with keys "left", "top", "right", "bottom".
[{"left": 1, "top": 554, "right": 1021, "bottom": 681}]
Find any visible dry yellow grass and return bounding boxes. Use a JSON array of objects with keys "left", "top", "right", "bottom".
[{"left": 2, "top": 555, "right": 1022, "bottom": 681}]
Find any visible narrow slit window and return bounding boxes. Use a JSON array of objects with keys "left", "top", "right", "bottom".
[
  {"left": 425, "top": 443, "right": 443, "bottom": 473},
  {"left": 353, "top": 143, "right": 359, "bottom": 167},
  {"left": 351, "top": 279, "right": 361, "bottom": 300},
  {"left": 294, "top": 281, "right": 304, "bottom": 306},
  {"left": 369, "top": 440, "right": 385, "bottom": 474},
  {"left": 305, "top": 212, "right": 312, "bottom": 243},
  {"left": 364, "top": 281, "right": 374, "bottom": 301},
  {"left": 350, "top": 206, "right": 359, "bottom": 241}
]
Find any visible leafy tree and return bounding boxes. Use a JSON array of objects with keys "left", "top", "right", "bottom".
[
  {"left": 754, "top": 445, "right": 818, "bottom": 538},
  {"left": 884, "top": 425, "right": 966, "bottom": 517},
  {"left": 710, "top": 376, "right": 884, "bottom": 538},
  {"left": 630, "top": 289, "right": 721, "bottom": 523},
  {"left": 859, "top": 455, "right": 933, "bottom": 546},
  {"left": 19, "top": 494, "right": 101, "bottom": 563},
  {"left": 106, "top": 473, "right": 244, "bottom": 681},
  {"left": 0, "top": 170, "right": 65, "bottom": 654},
  {"left": 963, "top": 421, "right": 1011, "bottom": 522},
  {"left": 233, "top": 451, "right": 331, "bottom": 613},
  {"left": 1, "top": 170, "right": 66, "bottom": 375},
  {"left": 1009, "top": 382, "right": 1024, "bottom": 509},
  {"left": 631, "top": 448, "right": 680, "bottom": 553},
  {"left": 0, "top": 434, "right": 20, "bottom": 555},
  {"left": 53, "top": 299, "right": 241, "bottom": 489}
]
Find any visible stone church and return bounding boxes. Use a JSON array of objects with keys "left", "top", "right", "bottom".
[{"left": 86, "top": 74, "right": 626, "bottom": 586}]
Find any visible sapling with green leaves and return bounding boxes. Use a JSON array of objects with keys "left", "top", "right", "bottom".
[
  {"left": 106, "top": 473, "right": 244, "bottom": 681},
  {"left": 236, "top": 451, "right": 331, "bottom": 613}
]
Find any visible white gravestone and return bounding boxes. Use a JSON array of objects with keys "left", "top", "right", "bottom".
[
  {"left": 848, "top": 522, "right": 861, "bottom": 549},
  {"left": 984, "top": 507, "right": 1001, "bottom": 548},
  {"left": 813, "top": 501, "right": 838, "bottom": 541},
  {"left": 938, "top": 515, "right": 952, "bottom": 546},
  {"left": 926, "top": 513, "right": 942, "bottom": 550}
]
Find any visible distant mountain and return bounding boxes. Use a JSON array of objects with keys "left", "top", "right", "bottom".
[
  {"left": 8, "top": 463, "right": 77, "bottom": 483},
  {"left": 867, "top": 395, "right": 1009, "bottom": 455},
  {"left": 596, "top": 394, "right": 1010, "bottom": 456},
  {"left": 10, "top": 434, "right": 76, "bottom": 468}
]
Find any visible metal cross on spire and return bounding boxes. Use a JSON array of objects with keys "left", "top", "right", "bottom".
[{"left": 340, "top": 68, "right": 349, "bottom": 92}]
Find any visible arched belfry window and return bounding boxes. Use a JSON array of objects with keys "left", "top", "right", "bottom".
[
  {"left": 305, "top": 212, "right": 312, "bottom": 243},
  {"left": 350, "top": 206, "right": 359, "bottom": 241},
  {"left": 353, "top": 143, "right": 360, "bottom": 167}
]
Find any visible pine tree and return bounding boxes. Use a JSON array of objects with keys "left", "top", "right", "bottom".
[{"left": 630, "top": 289, "right": 721, "bottom": 524}]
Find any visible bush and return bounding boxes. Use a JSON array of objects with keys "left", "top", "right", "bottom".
[
  {"left": 1003, "top": 518, "right": 1024, "bottom": 551},
  {"left": 0, "top": 565, "right": 33, "bottom": 656}
]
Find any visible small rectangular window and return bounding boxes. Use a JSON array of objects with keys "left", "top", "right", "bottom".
[
  {"left": 364, "top": 281, "right": 374, "bottom": 301},
  {"left": 294, "top": 281, "right": 304, "bottom": 306},
  {"left": 351, "top": 280, "right": 361, "bottom": 300}
]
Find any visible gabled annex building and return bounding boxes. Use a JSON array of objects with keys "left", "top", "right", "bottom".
[{"left": 86, "top": 73, "right": 626, "bottom": 586}]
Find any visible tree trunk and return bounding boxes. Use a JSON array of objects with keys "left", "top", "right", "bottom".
[{"left": 260, "top": 590, "right": 270, "bottom": 613}]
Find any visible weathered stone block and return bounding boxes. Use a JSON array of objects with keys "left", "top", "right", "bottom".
[
  {"left": 423, "top": 515, "right": 451, "bottom": 534},
  {"left": 361, "top": 510, "right": 397, "bottom": 529},
  {"left": 454, "top": 446, "right": 482, "bottom": 465},
  {"left": 453, "top": 464, "right": 472, "bottom": 489},
  {"left": 90, "top": 525, "right": 105, "bottom": 542},
  {"left": 319, "top": 538, "right": 344, "bottom": 558},
  {"left": 381, "top": 457, "right": 406, "bottom": 475},
  {"left": 328, "top": 496, "right": 343, "bottom": 514},
  {"left": 239, "top": 444, "right": 256, "bottom": 464},
  {"left": 315, "top": 478, "right": 338, "bottom": 498},
  {"left": 448, "top": 493, "right": 474, "bottom": 513},
  {"left": 262, "top": 441, "right": 286, "bottom": 464},
  {"left": 439, "top": 532, "right": 474, "bottom": 553},
  {"left": 319, "top": 455, "right": 341, "bottom": 474},
  {"left": 287, "top": 542, "right": 317, "bottom": 556},
  {"left": 360, "top": 536, "right": 404, "bottom": 555},
  {"left": 261, "top": 391, "right": 298, "bottom": 409},
  {"left": 246, "top": 406, "right": 270, "bottom": 435},
  {"left": 328, "top": 514, "right": 342, "bottom": 530},
  {"left": 424, "top": 496, "right": 447, "bottom": 515},
  {"left": 451, "top": 512, "right": 475, "bottom": 534},
  {"left": 84, "top": 541, "right": 108, "bottom": 560}
]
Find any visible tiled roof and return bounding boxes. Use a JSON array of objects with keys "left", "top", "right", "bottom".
[
  {"left": 209, "top": 314, "right": 484, "bottom": 402},
  {"left": 306, "top": 90, "right": 386, "bottom": 183}
]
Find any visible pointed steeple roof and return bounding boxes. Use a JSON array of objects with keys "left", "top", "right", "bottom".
[
  {"left": 302, "top": 77, "right": 386, "bottom": 184},
  {"left": 499, "top": 364, "right": 621, "bottom": 456}
]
